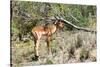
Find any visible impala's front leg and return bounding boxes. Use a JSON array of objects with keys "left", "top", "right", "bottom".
[{"left": 46, "top": 35, "right": 51, "bottom": 54}]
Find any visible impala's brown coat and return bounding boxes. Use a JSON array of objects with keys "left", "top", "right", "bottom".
[{"left": 32, "top": 20, "right": 64, "bottom": 60}]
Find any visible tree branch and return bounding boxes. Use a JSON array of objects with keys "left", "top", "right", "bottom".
[
  {"left": 69, "top": 13, "right": 80, "bottom": 22},
  {"left": 59, "top": 17, "right": 96, "bottom": 33}
]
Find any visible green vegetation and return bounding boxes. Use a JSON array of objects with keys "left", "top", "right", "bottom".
[{"left": 11, "top": 1, "right": 96, "bottom": 67}]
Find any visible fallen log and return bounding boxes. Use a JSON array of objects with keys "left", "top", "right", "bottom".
[{"left": 56, "top": 16, "right": 96, "bottom": 33}]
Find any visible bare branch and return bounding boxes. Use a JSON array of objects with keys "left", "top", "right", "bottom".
[
  {"left": 69, "top": 13, "right": 80, "bottom": 22},
  {"left": 59, "top": 17, "right": 96, "bottom": 33}
]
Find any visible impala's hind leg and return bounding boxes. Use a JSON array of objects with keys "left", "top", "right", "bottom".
[
  {"left": 33, "top": 33, "right": 41, "bottom": 60},
  {"left": 34, "top": 39, "right": 40, "bottom": 60}
]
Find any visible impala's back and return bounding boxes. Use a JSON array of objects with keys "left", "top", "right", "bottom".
[{"left": 32, "top": 23, "right": 57, "bottom": 37}]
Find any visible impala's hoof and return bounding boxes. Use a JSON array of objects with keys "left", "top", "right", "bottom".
[
  {"left": 35, "top": 55, "right": 39, "bottom": 61},
  {"left": 32, "top": 55, "right": 39, "bottom": 61}
]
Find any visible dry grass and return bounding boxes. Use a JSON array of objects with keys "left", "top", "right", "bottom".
[{"left": 11, "top": 30, "right": 96, "bottom": 67}]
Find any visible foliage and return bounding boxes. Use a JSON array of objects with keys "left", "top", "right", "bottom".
[
  {"left": 11, "top": 1, "right": 96, "bottom": 41},
  {"left": 11, "top": 1, "right": 96, "bottom": 66}
]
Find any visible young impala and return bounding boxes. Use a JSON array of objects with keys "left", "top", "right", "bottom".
[{"left": 31, "top": 19, "right": 64, "bottom": 60}]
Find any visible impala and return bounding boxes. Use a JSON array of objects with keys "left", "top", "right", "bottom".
[{"left": 31, "top": 18, "right": 64, "bottom": 60}]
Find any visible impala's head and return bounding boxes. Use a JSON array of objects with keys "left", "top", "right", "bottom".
[
  {"left": 49, "top": 16, "right": 64, "bottom": 28},
  {"left": 54, "top": 19, "right": 64, "bottom": 28}
]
